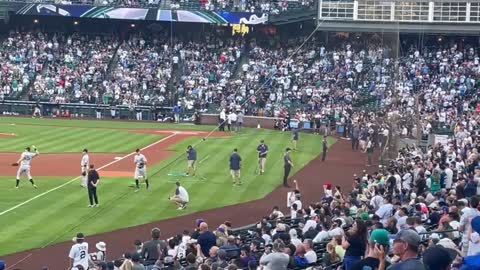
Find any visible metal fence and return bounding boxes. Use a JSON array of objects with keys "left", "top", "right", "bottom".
[{"left": 0, "top": 100, "right": 193, "bottom": 121}]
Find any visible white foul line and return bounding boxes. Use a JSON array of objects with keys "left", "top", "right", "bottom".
[
  {"left": 199, "top": 155, "right": 210, "bottom": 164},
  {"left": 0, "top": 133, "right": 177, "bottom": 217}
]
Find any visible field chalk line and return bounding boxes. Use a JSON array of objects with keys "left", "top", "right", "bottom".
[
  {"left": 198, "top": 155, "right": 210, "bottom": 164},
  {"left": 5, "top": 253, "right": 32, "bottom": 270},
  {"left": 0, "top": 133, "right": 178, "bottom": 217}
]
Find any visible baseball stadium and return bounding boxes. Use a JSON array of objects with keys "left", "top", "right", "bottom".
[{"left": 0, "top": 0, "right": 479, "bottom": 269}]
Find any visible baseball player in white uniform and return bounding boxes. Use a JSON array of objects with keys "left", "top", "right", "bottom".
[
  {"left": 134, "top": 148, "right": 149, "bottom": 191},
  {"left": 69, "top": 233, "right": 89, "bottom": 270},
  {"left": 81, "top": 149, "right": 90, "bottom": 188},
  {"left": 15, "top": 146, "right": 39, "bottom": 188}
]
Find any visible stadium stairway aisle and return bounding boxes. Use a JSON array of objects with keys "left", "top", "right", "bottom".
[{"left": 3, "top": 137, "right": 379, "bottom": 269}]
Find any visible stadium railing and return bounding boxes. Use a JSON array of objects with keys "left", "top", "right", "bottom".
[{"left": 0, "top": 99, "right": 194, "bottom": 121}]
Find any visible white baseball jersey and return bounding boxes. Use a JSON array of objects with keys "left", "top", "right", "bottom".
[
  {"left": 69, "top": 242, "right": 89, "bottom": 269},
  {"left": 177, "top": 186, "right": 189, "bottom": 202},
  {"left": 81, "top": 154, "right": 89, "bottom": 171},
  {"left": 134, "top": 154, "right": 147, "bottom": 168},
  {"left": 20, "top": 151, "right": 38, "bottom": 167}
]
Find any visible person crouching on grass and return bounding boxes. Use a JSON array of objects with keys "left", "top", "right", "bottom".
[{"left": 169, "top": 181, "right": 189, "bottom": 210}]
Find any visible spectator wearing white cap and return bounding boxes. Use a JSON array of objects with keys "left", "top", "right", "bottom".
[
  {"left": 289, "top": 229, "right": 302, "bottom": 248},
  {"left": 89, "top": 241, "right": 106, "bottom": 265}
]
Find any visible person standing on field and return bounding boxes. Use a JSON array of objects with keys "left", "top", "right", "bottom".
[
  {"left": 292, "top": 128, "right": 299, "bottom": 150},
  {"left": 95, "top": 105, "right": 102, "bottom": 119},
  {"left": 186, "top": 145, "right": 197, "bottom": 176},
  {"left": 237, "top": 110, "right": 244, "bottom": 132},
  {"left": 322, "top": 136, "right": 328, "bottom": 162},
  {"left": 230, "top": 148, "right": 242, "bottom": 185},
  {"left": 257, "top": 140, "right": 269, "bottom": 175},
  {"left": 87, "top": 164, "right": 100, "bottom": 207},
  {"left": 15, "top": 146, "right": 39, "bottom": 189},
  {"left": 228, "top": 110, "right": 237, "bottom": 132},
  {"left": 81, "top": 149, "right": 89, "bottom": 188},
  {"left": 134, "top": 148, "right": 149, "bottom": 191},
  {"left": 283, "top": 148, "right": 294, "bottom": 187}
]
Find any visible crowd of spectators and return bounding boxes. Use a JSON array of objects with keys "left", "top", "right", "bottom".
[
  {"left": 19, "top": 0, "right": 314, "bottom": 14},
  {"left": 176, "top": 35, "right": 245, "bottom": 114},
  {"left": 28, "top": 33, "right": 118, "bottom": 104},
  {"left": 212, "top": 36, "right": 394, "bottom": 126},
  {"left": 35, "top": 0, "right": 314, "bottom": 14},
  {"left": 0, "top": 31, "right": 45, "bottom": 100},
  {"left": 167, "top": 0, "right": 315, "bottom": 14},
  {"left": 2, "top": 30, "right": 480, "bottom": 142},
  {"left": 108, "top": 34, "right": 172, "bottom": 106}
]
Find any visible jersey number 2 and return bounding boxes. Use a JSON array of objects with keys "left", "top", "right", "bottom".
[{"left": 80, "top": 250, "right": 86, "bottom": 259}]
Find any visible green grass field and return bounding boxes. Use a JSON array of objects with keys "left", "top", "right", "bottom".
[{"left": 0, "top": 117, "right": 334, "bottom": 256}]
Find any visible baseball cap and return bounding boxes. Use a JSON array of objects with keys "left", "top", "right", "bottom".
[
  {"left": 393, "top": 229, "right": 421, "bottom": 247},
  {"left": 458, "top": 198, "right": 468, "bottom": 205},
  {"left": 430, "top": 233, "right": 440, "bottom": 240},
  {"left": 360, "top": 212, "right": 370, "bottom": 221},
  {"left": 0, "top": 260, "right": 5, "bottom": 270},
  {"left": 76, "top": 233, "right": 85, "bottom": 239},
  {"left": 370, "top": 229, "right": 390, "bottom": 247},
  {"left": 96, "top": 241, "right": 106, "bottom": 251},
  {"left": 422, "top": 246, "right": 457, "bottom": 270}
]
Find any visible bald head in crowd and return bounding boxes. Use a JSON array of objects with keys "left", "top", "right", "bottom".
[{"left": 200, "top": 222, "right": 209, "bottom": 231}]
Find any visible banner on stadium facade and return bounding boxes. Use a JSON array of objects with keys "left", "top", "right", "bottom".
[{"left": 15, "top": 4, "right": 269, "bottom": 25}]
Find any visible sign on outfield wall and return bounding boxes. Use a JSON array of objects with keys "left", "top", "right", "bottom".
[{"left": 15, "top": 4, "right": 269, "bottom": 25}]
